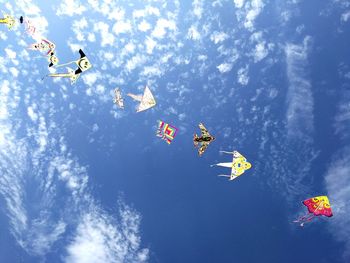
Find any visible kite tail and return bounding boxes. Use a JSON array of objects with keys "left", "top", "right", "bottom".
[
  {"left": 293, "top": 214, "right": 315, "bottom": 226},
  {"left": 220, "top": 151, "right": 234, "bottom": 154}
]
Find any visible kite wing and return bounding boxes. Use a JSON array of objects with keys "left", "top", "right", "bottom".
[
  {"left": 75, "top": 49, "right": 92, "bottom": 74},
  {"left": 156, "top": 120, "right": 178, "bottom": 144},
  {"left": 199, "top": 123, "right": 210, "bottom": 137},
  {"left": 303, "top": 196, "right": 333, "bottom": 217},
  {"left": 198, "top": 142, "right": 209, "bottom": 156},
  {"left": 127, "top": 93, "right": 142, "bottom": 101},
  {"left": 48, "top": 68, "right": 80, "bottom": 84},
  {"left": 113, "top": 88, "right": 124, "bottom": 109},
  {"left": 137, "top": 86, "right": 156, "bottom": 112}
]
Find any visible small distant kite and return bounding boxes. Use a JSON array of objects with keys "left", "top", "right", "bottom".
[
  {"left": 113, "top": 88, "right": 124, "bottom": 109},
  {"left": 0, "top": 14, "right": 15, "bottom": 30},
  {"left": 294, "top": 196, "right": 333, "bottom": 227},
  {"left": 19, "top": 16, "right": 36, "bottom": 36},
  {"left": 156, "top": 120, "right": 178, "bottom": 144},
  {"left": 211, "top": 151, "right": 252, "bottom": 180},
  {"left": 193, "top": 123, "right": 215, "bottom": 156},
  {"left": 47, "top": 49, "right": 92, "bottom": 84},
  {"left": 127, "top": 86, "right": 156, "bottom": 112},
  {"left": 28, "top": 38, "right": 56, "bottom": 56}
]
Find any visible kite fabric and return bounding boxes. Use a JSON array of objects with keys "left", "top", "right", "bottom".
[
  {"left": 294, "top": 196, "right": 333, "bottom": 226},
  {"left": 193, "top": 123, "right": 215, "bottom": 156},
  {"left": 113, "top": 88, "right": 124, "bottom": 109},
  {"left": 28, "top": 38, "right": 56, "bottom": 55},
  {"left": 48, "top": 49, "right": 91, "bottom": 84},
  {"left": 47, "top": 67, "right": 80, "bottom": 84},
  {"left": 156, "top": 120, "right": 178, "bottom": 144},
  {"left": 0, "top": 14, "right": 15, "bottom": 30},
  {"left": 211, "top": 151, "right": 252, "bottom": 180},
  {"left": 127, "top": 86, "right": 156, "bottom": 112}
]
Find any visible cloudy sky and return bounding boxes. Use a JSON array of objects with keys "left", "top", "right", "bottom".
[{"left": 0, "top": 0, "right": 350, "bottom": 262}]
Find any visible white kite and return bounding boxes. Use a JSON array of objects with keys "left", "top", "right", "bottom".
[
  {"left": 211, "top": 151, "right": 252, "bottom": 180},
  {"left": 127, "top": 86, "right": 156, "bottom": 112},
  {"left": 113, "top": 88, "right": 124, "bottom": 109}
]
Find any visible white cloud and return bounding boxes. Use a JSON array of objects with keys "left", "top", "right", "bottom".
[
  {"left": 138, "top": 20, "right": 151, "bottom": 32},
  {"left": 325, "top": 148, "right": 350, "bottom": 261},
  {"left": 65, "top": 204, "right": 149, "bottom": 263},
  {"left": 152, "top": 18, "right": 176, "bottom": 39},
  {"left": 285, "top": 36, "right": 313, "bottom": 139},
  {"left": 112, "top": 20, "right": 132, "bottom": 35},
  {"left": 94, "top": 22, "right": 115, "bottom": 47},
  {"left": 233, "top": 0, "right": 245, "bottom": 8},
  {"left": 341, "top": 10, "right": 350, "bottom": 22},
  {"left": 187, "top": 25, "right": 201, "bottom": 41},
  {"left": 210, "top": 31, "right": 229, "bottom": 44},
  {"left": 217, "top": 63, "right": 233, "bottom": 73},
  {"left": 237, "top": 66, "right": 249, "bottom": 85},
  {"left": 244, "top": 0, "right": 264, "bottom": 31},
  {"left": 56, "top": 0, "right": 87, "bottom": 16}
]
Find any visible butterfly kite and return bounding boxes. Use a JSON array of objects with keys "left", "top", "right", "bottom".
[
  {"left": 156, "top": 120, "right": 178, "bottom": 144},
  {"left": 294, "top": 196, "right": 333, "bottom": 226}
]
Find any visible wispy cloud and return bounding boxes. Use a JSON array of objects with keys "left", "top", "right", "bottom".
[
  {"left": 325, "top": 147, "right": 350, "bottom": 261},
  {"left": 285, "top": 36, "right": 314, "bottom": 139},
  {"left": 65, "top": 203, "right": 149, "bottom": 263}
]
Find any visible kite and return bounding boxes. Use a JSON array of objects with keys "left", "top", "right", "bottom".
[
  {"left": 294, "top": 196, "right": 333, "bottom": 226},
  {"left": 47, "top": 49, "right": 91, "bottom": 83},
  {"left": 28, "top": 38, "right": 56, "bottom": 55},
  {"left": 127, "top": 86, "right": 156, "bottom": 112},
  {"left": 113, "top": 88, "right": 124, "bottom": 109},
  {"left": 193, "top": 123, "right": 215, "bottom": 156},
  {"left": 47, "top": 52, "right": 59, "bottom": 67},
  {"left": 19, "top": 16, "right": 36, "bottom": 36},
  {"left": 47, "top": 67, "right": 80, "bottom": 85},
  {"left": 156, "top": 120, "right": 178, "bottom": 144},
  {"left": 0, "top": 14, "right": 15, "bottom": 30},
  {"left": 211, "top": 151, "right": 252, "bottom": 180}
]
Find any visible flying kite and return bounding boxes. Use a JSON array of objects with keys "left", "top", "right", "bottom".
[
  {"left": 156, "top": 120, "right": 178, "bottom": 144},
  {"left": 113, "top": 88, "right": 124, "bottom": 109},
  {"left": 127, "top": 86, "right": 156, "bottom": 112},
  {"left": 47, "top": 49, "right": 92, "bottom": 83},
  {"left": 28, "top": 38, "right": 56, "bottom": 55},
  {"left": 19, "top": 16, "right": 36, "bottom": 36},
  {"left": 193, "top": 123, "right": 215, "bottom": 156},
  {"left": 294, "top": 196, "right": 333, "bottom": 227},
  {"left": 211, "top": 151, "right": 252, "bottom": 180},
  {"left": 47, "top": 67, "right": 80, "bottom": 84},
  {"left": 0, "top": 14, "right": 15, "bottom": 30}
]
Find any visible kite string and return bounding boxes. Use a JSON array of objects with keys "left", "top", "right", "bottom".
[{"left": 54, "top": 60, "right": 76, "bottom": 68}]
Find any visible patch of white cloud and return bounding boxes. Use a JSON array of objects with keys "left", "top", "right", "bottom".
[
  {"left": 217, "top": 63, "right": 233, "bottom": 73},
  {"left": 233, "top": 0, "right": 245, "bottom": 9},
  {"left": 210, "top": 31, "right": 229, "bottom": 44},
  {"left": 56, "top": 0, "right": 87, "bottom": 17},
  {"left": 237, "top": 65, "right": 249, "bottom": 85},
  {"left": 65, "top": 205, "right": 149, "bottom": 263},
  {"left": 325, "top": 148, "right": 350, "bottom": 261},
  {"left": 244, "top": 0, "right": 264, "bottom": 31},
  {"left": 341, "top": 10, "right": 350, "bottom": 22},
  {"left": 285, "top": 36, "right": 313, "bottom": 139}
]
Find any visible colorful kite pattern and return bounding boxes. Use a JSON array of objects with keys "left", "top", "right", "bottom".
[
  {"left": 156, "top": 120, "right": 178, "bottom": 144},
  {"left": 294, "top": 196, "right": 333, "bottom": 226}
]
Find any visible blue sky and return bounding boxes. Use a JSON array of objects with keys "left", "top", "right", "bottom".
[{"left": 0, "top": 0, "right": 350, "bottom": 262}]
